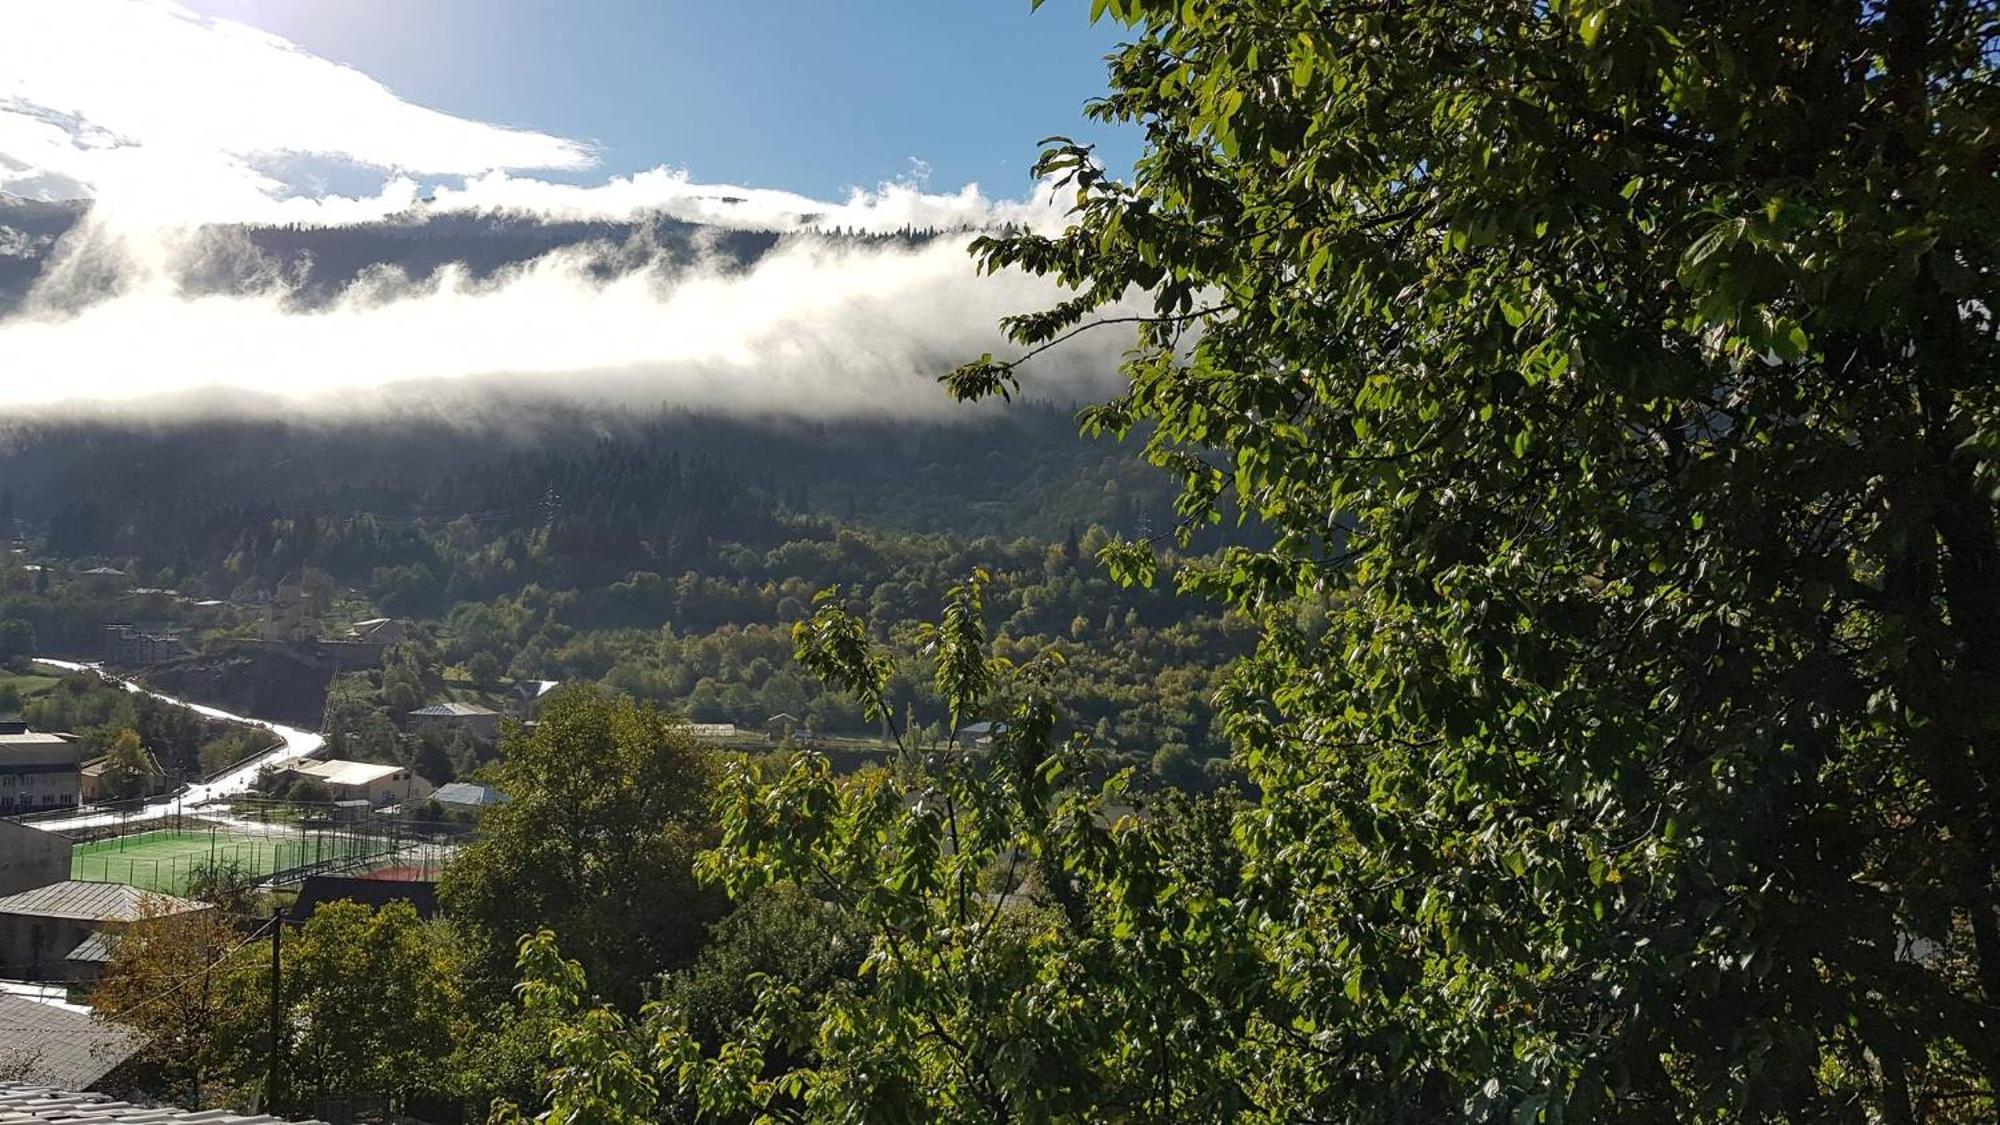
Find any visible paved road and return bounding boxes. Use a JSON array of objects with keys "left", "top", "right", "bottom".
[{"left": 27, "top": 659, "right": 325, "bottom": 831}]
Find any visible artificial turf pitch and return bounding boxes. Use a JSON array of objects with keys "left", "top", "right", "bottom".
[{"left": 71, "top": 827, "right": 389, "bottom": 894}]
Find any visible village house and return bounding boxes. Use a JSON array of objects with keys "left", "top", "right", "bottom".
[
  {"left": 0, "top": 880, "right": 209, "bottom": 982},
  {"left": 77, "top": 567, "right": 130, "bottom": 593},
  {"left": 0, "top": 720, "right": 79, "bottom": 813},
  {"left": 291, "top": 874, "right": 438, "bottom": 925},
  {"left": 510, "top": 679, "right": 559, "bottom": 718},
  {"left": 317, "top": 616, "right": 409, "bottom": 671},
  {"left": 956, "top": 720, "right": 1009, "bottom": 750},
  {"left": 281, "top": 758, "right": 434, "bottom": 807},
  {"left": 407, "top": 701, "right": 501, "bottom": 739},
  {"left": 431, "top": 780, "right": 507, "bottom": 812},
  {"left": 261, "top": 578, "right": 310, "bottom": 642},
  {"left": 346, "top": 617, "right": 407, "bottom": 646},
  {"left": 77, "top": 748, "right": 168, "bottom": 804}
]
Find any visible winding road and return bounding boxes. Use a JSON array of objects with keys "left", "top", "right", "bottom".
[{"left": 27, "top": 659, "right": 325, "bottom": 830}]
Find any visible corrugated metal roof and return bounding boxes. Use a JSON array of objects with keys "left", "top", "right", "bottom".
[
  {"left": 0, "top": 1085, "right": 327, "bottom": 1123},
  {"left": 0, "top": 883, "right": 206, "bottom": 924},
  {"left": 430, "top": 782, "right": 504, "bottom": 807},
  {"left": 0, "top": 997, "right": 136, "bottom": 1091},
  {"left": 62, "top": 933, "right": 119, "bottom": 964},
  {"left": 407, "top": 703, "right": 496, "bottom": 718}
]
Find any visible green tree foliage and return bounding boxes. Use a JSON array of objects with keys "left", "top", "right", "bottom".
[
  {"left": 439, "top": 686, "right": 724, "bottom": 1008},
  {"left": 183, "top": 856, "right": 260, "bottom": 918},
  {"left": 322, "top": 673, "right": 395, "bottom": 760},
  {"left": 467, "top": 650, "right": 503, "bottom": 686},
  {"left": 510, "top": 578, "right": 1252, "bottom": 1121},
  {"left": 524, "top": 1, "right": 2000, "bottom": 1119},
  {"left": 104, "top": 901, "right": 516, "bottom": 1116},
  {"left": 24, "top": 672, "right": 248, "bottom": 779},
  {"left": 227, "top": 902, "right": 467, "bottom": 1113},
  {"left": 959, "top": 0, "right": 2000, "bottom": 1117},
  {"left": 8, "top": 404, "right": 1173, "bottom": 588},
  {"left": 99, "top": 727, "right": 151, "bottom": 800},
  {"left": 654, "top": 886, "right": 868, "bottom": 1054},
  {"left": 94, "top": 900, "right": 248, "bottom": 1108},
  {"left": 0, "top": 618, "right": 33, "bottom": 664}
]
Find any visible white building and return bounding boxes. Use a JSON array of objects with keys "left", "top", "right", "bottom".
[
  {"left": 0, "top": 721, "right": 78, "bottom": 813},
  {"left": 283, "top": 758, "right": 433, "bottom": 807}
]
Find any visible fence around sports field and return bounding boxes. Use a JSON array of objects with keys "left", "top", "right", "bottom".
[
  {"left": 67, "top": 809, "right": 472, "bottom": 893},
  {"left": 70, "top": 823, "right": 394, "bottom": 894}
]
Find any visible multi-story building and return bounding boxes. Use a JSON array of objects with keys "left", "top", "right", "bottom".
[
  {"left": 262, "top": 578, "right": 310, "bottom": 642},
  {"left": 0, "top": 719, "right": 79, "bottom": 813},
  {"left": 101, "top": 623, "right": 187, "bottom": 666}
]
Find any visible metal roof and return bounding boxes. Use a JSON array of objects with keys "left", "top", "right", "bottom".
[
  {"left": 0, "top": 1085, "right": 326, "bottom": 1124},
  {"left": 430, "top": 782, "right": 505, "bottom": 807},
  {"left": 284, "top": 760, "right": 403, "bottom": 788},
  {"left": 0, "top": 883, "right": 206, "bottom": 924},
  {"left": 0, "top": 731, "right": 75, "bottom": 772},
  {"left": 0, "top": 998, "right": 136, "bottom": 1091},
  {"left": 62, "top": 932, "right": 119, "bottom": 964},
  {"left": 407, "top": 703, "right": 495, "bottom": 718},
  {"left": 0, "top": 733, "right": 73, "bottom": 752}
]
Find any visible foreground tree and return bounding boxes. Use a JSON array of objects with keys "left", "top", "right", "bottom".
[
  {"left": 212, "top": 902, "right": 467, "bottom": 1114},
  {"left": 960, "top": 0, "right": 2000, "bottom": 1116},
  {"left": 94, "top": 900, "right": 248, "bottom": 1107},
  {"left": 519, "top": 1, "right": 2000, "bottom": 1120},
  {"left": 183, "top": 856, "right": 262, "bottom": 918},
  {"left": 509, "top": 577, "right": 1280, "bottom": 1121},
  {"left": 439, "top": 685, "right": 723, "bottom": 1007}
]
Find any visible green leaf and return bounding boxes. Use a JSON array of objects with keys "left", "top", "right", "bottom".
[{"left": 1578, "top": 8, "right": 1607, "bottom": 46}]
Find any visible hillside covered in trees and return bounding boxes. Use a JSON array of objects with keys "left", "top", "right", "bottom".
[{"left": 0, "top": 402, "right": 1244, "bottom": 777}]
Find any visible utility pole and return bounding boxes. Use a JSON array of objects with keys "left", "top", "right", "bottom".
[{"left": 266, "top": 909, "right": 285, "bottom": 1115}]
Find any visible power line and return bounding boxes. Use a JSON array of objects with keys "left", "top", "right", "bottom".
[{"left": 90, "top": 916, "right": 278, "bottom": 1027}]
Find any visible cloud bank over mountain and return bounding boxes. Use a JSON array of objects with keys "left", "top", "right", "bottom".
[{"left": 0, "top": 1, "right": 1113, "bottom": 416}]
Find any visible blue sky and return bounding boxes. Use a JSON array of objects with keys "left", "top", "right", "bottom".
[{"left": 177, "top": 0, "right": 1139, "bottom": 200}]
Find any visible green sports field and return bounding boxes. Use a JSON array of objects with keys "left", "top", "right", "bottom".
[{"left": 72, "top": 826, "right": 391, "bottom": 894}]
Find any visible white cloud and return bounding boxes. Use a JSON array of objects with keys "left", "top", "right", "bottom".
[
  {"left": 0, "top": 0, "right": 1117, "bottom": 416},
  {"left": 0, "top": 0, "right": 593, "bottom": 225},
  {"left": 418, "top": 168, "right": 1071, "bottom": 234},
  {"left": 0, "top": 228, "right": 1126, "bottom": 417}
]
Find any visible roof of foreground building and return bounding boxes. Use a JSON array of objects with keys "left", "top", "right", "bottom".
[
  {"left": 0, "top": 999, "right": 136, "bottom": 1091},
  {"left": 0, "top": 1085, "right": 327, "bottom": 1123},
  {"left": 0, "top": 883, "right": 206, "bottom": 924}
]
